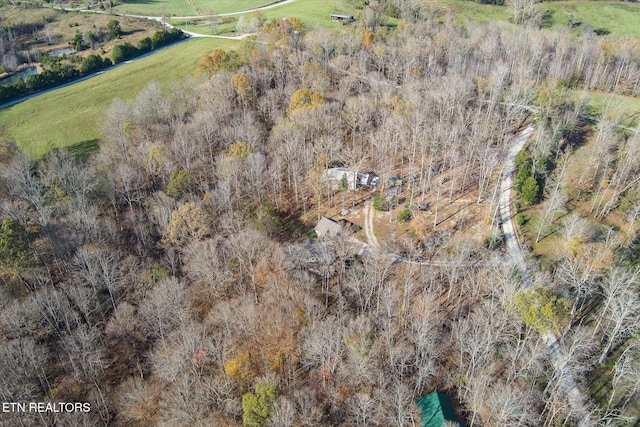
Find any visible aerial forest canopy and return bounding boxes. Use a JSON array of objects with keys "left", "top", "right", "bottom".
[{"left": 1, "top": 1, "right": 640, "bottom": 426}]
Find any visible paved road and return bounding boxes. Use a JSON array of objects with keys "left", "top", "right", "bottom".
[
  {"left": 499, "top": 126, "right": 593, "bottom": 427},
  {"left": 498, "top": 125, "right": 533, "bottom": 280},
  {"left": 498, "top": 113, "right": 639, "bottom": 426},
  {"left": 52, "top": 0, "right": 297, "bottom": 38}
]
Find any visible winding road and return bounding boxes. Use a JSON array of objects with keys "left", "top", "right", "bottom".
[
  {"left": 52, "top": 0, "right": 298, "bottom": 39},
  {"left": 498, "top": 115, "right": 638, "bottom": 426},
  {"left": 499, "top": 126, "right": 593, "bottom": 427},
  {"left": 352, "top": 123, "right": 595, "bottom": 426}
]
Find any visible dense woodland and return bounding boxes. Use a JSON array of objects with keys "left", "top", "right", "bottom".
[{"left": 1, "top": 0, "right": 640, "bottom": 425}]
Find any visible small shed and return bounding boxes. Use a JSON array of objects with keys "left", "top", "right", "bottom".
[
  {"left": 330, "top": 14, "right": 355, "bottom": 22},
  {"left": 416, "top": 391, "right": 465, "bottom": 427},
  {"left": 388, "top": 176, "right": 403, "bottom": 187},
  {"left": 386, "top": 187, "right": 400, "bottom": 197},
  {"left": 315, "top": 216, "right": 342, "bottom": 239}
]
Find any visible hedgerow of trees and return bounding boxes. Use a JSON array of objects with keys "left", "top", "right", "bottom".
[{"left": 0, "top": 24, "right": 184, "bottom": 104}]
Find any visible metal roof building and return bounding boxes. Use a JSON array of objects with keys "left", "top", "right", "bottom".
[{"left": 416, "top": 391, "right": 465, "bottom": 427}]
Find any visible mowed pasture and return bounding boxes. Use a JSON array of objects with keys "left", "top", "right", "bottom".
[
  {"left": 542, "top": 0, "right": 640, "bottom": 38},
  {"left": 438, "top": 0, "right": 640, "bottom": 38},
  {"left": 85, "top": 0, "right": 640, "bottom": 38},
  {"left": 113, "top": 0, "right": 275, "bottom": 16},
  {"left": 234, "top": 0, "right": 358, "bottom": 29},
  {"left": 169, "top": 0, "right": 356, "bottom": 36},
  {"left": 581, "top": 91, "right": 640, "bottom": 128},
  {"left": 0, "top": 38, "right": 237, "bottom": 159}
]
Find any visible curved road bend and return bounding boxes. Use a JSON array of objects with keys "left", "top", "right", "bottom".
[{"left": 55, "top": 0, "right": 297, "bottom": 19}]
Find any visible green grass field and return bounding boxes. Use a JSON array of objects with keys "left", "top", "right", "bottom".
[
  {"left": 0, "top": 5, "right": 56, "bottom": 25},
  {"left": 421, "top": 0, "right": 640, "bottom": 38},
  {"left": 0, "top": 38, "right": 237, "bottom": 159},
  {"left": 113, "top": 0, "right": 275, "bottom": 16},
  {"left": 436, "top": 0, "right": 512, "bottom": 24},
  {"left": 169, "top": 0, "right": 356, "bottom": 36},
  {"left": 431, "top": 0, "right": 640, "bottom": 37},
  {"left": 169, "top": 0, "right": 640, "bottom": 38},
  {"left": 543, "top": 1, "right": 640, "bottom": 38},
  {"left": 572, "top": 90, "right": 640, "bottom": 127},
  {"left": 234, "top": 0, "right": 357, "bottom": 32},
  {"left": 169, "top": 17, "right": 221, "bottom": 36}
]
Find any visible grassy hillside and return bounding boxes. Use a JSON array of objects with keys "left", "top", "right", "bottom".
[
  {"left": 432, "top": 0, "right": 640, "bottom": 38},
  {"left": 437, "top": 0, "right": 512, "bottom": 24},
  {"left": 113, "top": 0, "right": 275, "bottom": 16},
  {"left": 543, "top": 0, "right": 640, "bottom": 38},
  {"left": 85, "top": 0, "right": 640, "bottom": 38},
  {"left": 234, "top": 0, "right": 358, "bottom": 29},
  {"left": 576, "top": 90, "right": 640, "bottom": 127},
  {"left": 0, "top": 38, "right": 237, "bottom": 159},
  {"left": 169, "top": 0, "right": 356, "bottom": 36}
]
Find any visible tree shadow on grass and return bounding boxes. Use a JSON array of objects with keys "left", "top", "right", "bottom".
[
  {"left": 121, "top": 28, "right": 149, "bottom": 37},
  {"left": 66, "top": 138, "right": 100, "bottom": 160},
  {"left": 541, "top": 9, "right": 555, "bottom": 29}
]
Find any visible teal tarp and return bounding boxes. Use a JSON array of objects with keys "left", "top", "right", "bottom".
[{"left": 416, "top": 391, "right": 465, "bottom": 427}]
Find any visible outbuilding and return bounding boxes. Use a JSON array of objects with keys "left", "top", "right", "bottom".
[
  {"left": 415, "top": 391, "right": 465, "bottom": 427},
  {"left": 330, "top": 14, "right": 355, "bottom": 23}
]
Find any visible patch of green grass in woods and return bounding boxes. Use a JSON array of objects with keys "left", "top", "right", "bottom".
[
  {"left": 572, "top": 90, "right": 640, "bottom": 128},
  {"left": 436, "top": 0, "right": 512, "bottom": 23},
  {"left": 425, "top": 0, "right": 640, "bottom": 37},
  {"left": 231, "top": 0, "right": 359, "bottom": 32},
  {"left": 543, "top": 1, "right": 640, "bottom": 38}
]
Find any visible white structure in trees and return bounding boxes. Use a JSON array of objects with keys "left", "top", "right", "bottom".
[{"left": 324, "top": 168, "right": 378, "bottom": 190}]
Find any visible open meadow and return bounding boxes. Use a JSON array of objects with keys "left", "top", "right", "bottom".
[
  {"left": 542, "top": 0, "right": 640, "bottom": 37},
  {"left": 176, "top": 0, "right": 640, "bottom": 39},
  {"left": 432, "top": 0, "right": 640, "bottom": 37},
  {"left": 0, "top": 38, "right": 237, "bottom": 159},
  {"left": 576, "top": 90, "right": 640, "bottom": 127},
  {"left": 113, "top": 0, "right": 276, "bottom": 16},
  {"left": 169, "top": 0, "right": 356, "bottom": 36}
]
